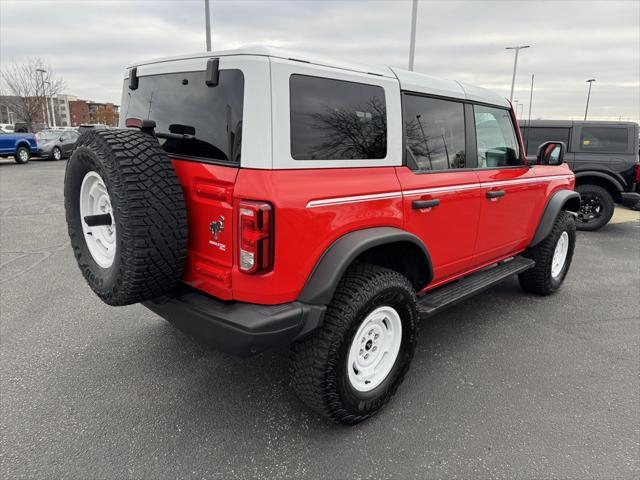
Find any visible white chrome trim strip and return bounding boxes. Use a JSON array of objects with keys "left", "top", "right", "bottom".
[
  {"left": 305, "top": 175, "right": 572, "bottom": 208},
  {"left": 306, "top": 191, "right": 402, "bottom": 208}
]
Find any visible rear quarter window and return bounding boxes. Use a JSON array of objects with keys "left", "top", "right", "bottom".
[
  {"left": 120, "top": 69, "right": 244, "bottom": 163},
  {"left": 579, "top": 126, "right": 628, "bottom": 153},
  {"left": 289, "top": 74, "right": 387, "bottom": 160}
]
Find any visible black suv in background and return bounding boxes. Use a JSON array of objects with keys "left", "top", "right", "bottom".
[{"left": 521, "top": 120, "right": 640, "bottom": 230}]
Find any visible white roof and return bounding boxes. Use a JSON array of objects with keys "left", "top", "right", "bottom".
[{"left": 129, "top": 46, "right": 509, "bottom": 108}]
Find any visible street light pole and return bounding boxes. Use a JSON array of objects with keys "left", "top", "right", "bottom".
[
  {"left": 505, "top": 45, "right": 530, "bottom": 103},
  {"left": 584, "top": 78, "right": 596, "bottom": 120},
  {"left": 204, "top": 0, "right": 212, "bottom": 52},
  {"left": 45, "top": 81, "right": 57, "bottom": 128},
  {"left": 408, "top": 0, "right": 418, "bottom": 71},
  {"left": 35, "top": 68, "right": 49, "bottom": 128}
]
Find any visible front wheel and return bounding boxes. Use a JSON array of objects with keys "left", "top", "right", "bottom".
[
  {"left": 289, "top": 263, "right": 418, "bottom": 424},
  {"left": 14, "top": 146, "right": 30, "bottom": 164},
  {"left": 519, "top": 211, "right": 576, "bottom": 295}
]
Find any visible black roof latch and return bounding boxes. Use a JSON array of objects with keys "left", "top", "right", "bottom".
[
  {"left": 129, "top": 67, "right": 139, "bottom": 90},
  {"left": 205, "top": 58, "right": 219, "bottom": 87}
]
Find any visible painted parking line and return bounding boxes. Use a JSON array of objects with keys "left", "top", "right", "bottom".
[{"left": 609, "top": 207, "right": 640, "bottom": 224}]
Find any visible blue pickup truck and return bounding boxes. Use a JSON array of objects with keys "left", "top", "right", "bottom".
[{"left": 0, "top": 130, "right": 38, "bottom": 164}]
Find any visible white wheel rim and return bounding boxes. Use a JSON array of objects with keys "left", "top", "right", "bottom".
[
  {"left": 54, "top": 148, "right": 61, "bottom": 160},
  {"left": 347, "top": 305, "right": 403, "bottom": 392},
  {"left": 79, "top": 171, "right": 116, "bottom": 268},
  {"left": 19, "top": 149, "right": 28, "bottom": 161},
  {"left": 551, "top": 231, "right": 569, "bottom": 279}
]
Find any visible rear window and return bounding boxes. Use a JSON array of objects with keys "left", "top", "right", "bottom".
[
  {"left": 579, "top": 127, "right": 628, "bottom": 152},
  {"left": 289, "top": 74, "right": 386, "bottom": 160},
  {"left": 522, "top": 127, "right": 571, "bottom": 155},
  {"left": 120, "top": 70, "right": 244, "bottom": 163}
]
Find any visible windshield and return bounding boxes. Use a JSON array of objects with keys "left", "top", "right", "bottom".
[
  {"left": 120, "top": 69, "right": 244, "bottom": 164},
  {"left": 37, "top": 131, "right": 62, "bottom": 141}
]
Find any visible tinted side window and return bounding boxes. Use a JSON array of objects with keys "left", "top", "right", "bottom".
[
  {"left": 120, "top": 70, "right": 244, "bottom": 163},
  {"left": 290, "top": 75, "right": 386, "bottom": 160},
  {"left": 522, "top": 127, "right": 571, "bottom": 155},
  {"left": 579, "top": 127, "right": 628, "bottom": 152},
  {"left": 403, "top": 95, "right": 466, "bottom": 171},
  {"left": 474, "top": 105, "right": 520, "bottom": 168}
]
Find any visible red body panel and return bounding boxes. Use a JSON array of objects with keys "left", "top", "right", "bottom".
[
  {"left": 172, "top": 159, "right": 238, "bottom": 300},
  {"left": 171, "top": 106, "right": 575, "bottom": 306},
  {"left": 395, "top": 167, "right": 481, "bottom": 283}
]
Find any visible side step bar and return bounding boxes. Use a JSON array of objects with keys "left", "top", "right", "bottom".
[{"left": 417, "top": 256, "right": 535, "bottom": 319}]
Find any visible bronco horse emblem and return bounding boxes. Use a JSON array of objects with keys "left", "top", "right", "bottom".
[{"left": 210, "top": 216, "right": 225, "bottom": 241}]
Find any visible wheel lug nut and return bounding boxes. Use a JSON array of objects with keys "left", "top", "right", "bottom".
[
  {"left": 374, "top": 333, "right": 379, "bottom": 339},
  {"left": 364, "top": 354, "right": 369, "bottom": 359},
  {"left": 372, "top": 346, "right": 377, "bottom": 352},
  {"left": 359, "top": 349, "right": 363, "bottom": 355}
]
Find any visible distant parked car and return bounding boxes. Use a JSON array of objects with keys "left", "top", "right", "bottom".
[
  {"left": 36, "top": 129, "right": 80, "bottom": 160},
  {"left": 521, "top": 120, "right": 640, "bottom": 229},
  {"left": 0, "top": 123, "right": 15, "bottom": 133},
  {"left": 0, "top": 130, "right": 37, "bottom": 163},
  {"left": 78, "top": 124, "right": 108, "bottom": 133}
]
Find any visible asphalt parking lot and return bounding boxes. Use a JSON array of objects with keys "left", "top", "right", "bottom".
[{"left": 1, "top": 158, "right": 639, "bottom": 479}]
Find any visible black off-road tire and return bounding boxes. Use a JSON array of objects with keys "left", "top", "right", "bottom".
[
  {"left": 290, "top": 263, "right": 418, "bottom": 425},
  {"left": 14, "top": 145, "right": 30, "bottom": 164},
  {"left": 575, "top": 184, "right": 614, "bottom": 231},
  {"left": 64, "top": 129, "right": 188, "bottom": 305},
  {"left": 519, "top": 211, "right": 576, "bottom": 295}
]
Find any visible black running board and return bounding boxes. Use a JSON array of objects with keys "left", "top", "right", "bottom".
[{"left": 417, "top": 256, "right": 535, "bottom": 319}]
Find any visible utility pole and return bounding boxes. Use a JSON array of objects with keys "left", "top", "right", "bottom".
[
  {"left": 204, "top": 0, "right": 212, "bottom": 52},
  {"left": 45, "top": 81, "right": 57, "bottom": 128},
  {"left": 525, "top": 73, "right": 534, "bottom": 154},
  {"left": 584, "top": 78, "right": 596, "bottom": 120},
  {"left": 36, "top": 68, "right": 49, "bottom": 128},
  {"left": 408, "top": 0, "right": 418, "bottom": 71},
  {"left": 505, "top": 45, "right": 530, "bottom": 103}
]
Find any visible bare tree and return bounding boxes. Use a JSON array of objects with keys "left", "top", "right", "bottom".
[{"left": 0, "top": 58, "right": 66, "bottom": 131}]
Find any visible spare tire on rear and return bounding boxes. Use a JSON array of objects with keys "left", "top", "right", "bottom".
[{"left": 64, "top": 129, "right": 188, "bottom": 306}]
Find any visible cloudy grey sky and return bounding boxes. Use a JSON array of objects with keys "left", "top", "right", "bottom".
[{"left": 1, "top": 0, "right": 638, "bottom": 122}]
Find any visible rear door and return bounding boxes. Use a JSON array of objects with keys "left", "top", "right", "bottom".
[
  {"left": 396, "top": 94, "right": 481, "bottom": 284},
  {"left": 120, "top": 55, "right": 269, "bottom": 300},
  {"left": 473, "top": 105, "right": 546, "bottom": 265}
]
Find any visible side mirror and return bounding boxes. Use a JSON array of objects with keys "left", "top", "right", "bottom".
[{"left": 536, "top": 141, "right": 566, "bottom": 166}]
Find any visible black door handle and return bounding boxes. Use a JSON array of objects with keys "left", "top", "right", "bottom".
[
  {"left": 486, "top": 190, "right": 505, "bottom": 199},
  {"left": 412, "top": 199, "right": 440, "bottom": 209}
]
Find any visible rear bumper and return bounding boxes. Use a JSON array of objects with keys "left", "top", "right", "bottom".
[{"left": 143, "top": 289, "right": 326, "bottom": 357}]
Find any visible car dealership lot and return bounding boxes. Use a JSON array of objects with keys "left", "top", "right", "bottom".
[{"left": 1, "top": 159, "right": 638, "bottom": 479}]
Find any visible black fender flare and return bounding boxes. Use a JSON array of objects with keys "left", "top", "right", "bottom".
[
  {"left": 530, "top": 189, "right": 581, "bottom": 247},
  {"left": 297, "top": 227, "right": 433, "bottom": 305},
  {"left": 574, "top": 171, "right": 624, "bottom": 192}
]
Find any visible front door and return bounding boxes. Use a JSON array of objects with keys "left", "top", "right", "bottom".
[
  {"left": 397, "top": 94, "right": 481, "bottom": 285},
  {"left": 472, "top": 105, "right": 546, "bottom": 265}
]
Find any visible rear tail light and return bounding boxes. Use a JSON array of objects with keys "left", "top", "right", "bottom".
[
  {"left": 238, "top": 200, "right": 273, "bottom": 274},
  {"left": 634, "top": 163, "right": 640, "bottom": 183}
]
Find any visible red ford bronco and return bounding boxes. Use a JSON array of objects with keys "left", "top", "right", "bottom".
[{"left": 64, "top": 47, "right": 579, "bottom": 424}]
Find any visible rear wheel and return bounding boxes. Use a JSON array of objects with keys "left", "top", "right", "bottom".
[
  {"left": 519, "top": 211, "right": 576, "bottom": 295},
  {"left": 575, "top": 184, "right": 614, "bottom": 231},
  {"left": 14, "top": 146, "right": 30, "bottom": 164},
  {"left": 64, "top": 129, "right": 188, "bottom": 305},
  {"left": 290, "top": 263, "right": 418, "bottom": 424}
]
